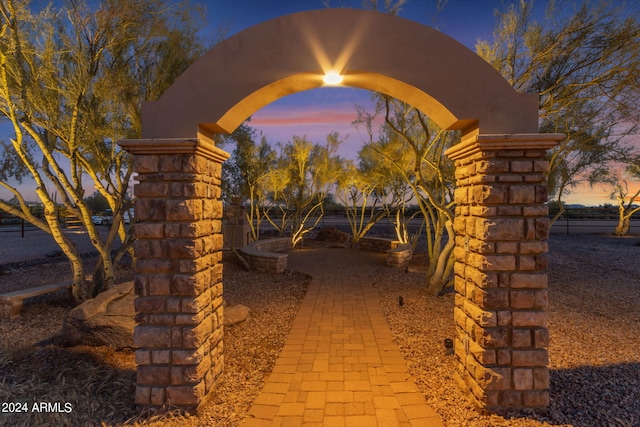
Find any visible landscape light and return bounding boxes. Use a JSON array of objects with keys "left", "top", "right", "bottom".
[
  {"left": 444, "top": 338, "right": 454, "bottom": 356},
  {"left": 323, "top": 71, "right": 343, "bottom": 85}
]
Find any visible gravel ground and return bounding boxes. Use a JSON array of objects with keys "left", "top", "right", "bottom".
[
  {"left": 372, "top": 233, "right": 640, "bottom": 427},
  {"left": 0, "top": 252, "right": 311, "bottom": 427},
  {"left": 0, "top": 233, "right": 638, "bottom": 426}
]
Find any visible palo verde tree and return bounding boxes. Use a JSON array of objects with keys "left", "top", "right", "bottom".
[
  {"left": 218, "top": 122, "right": 276, "bottom": 242},
  {"left": 0, "top": 0, "right": 205, "bottom": 303},
  {"left": 264, "top": 134, "right": 344, "bottom": 248},
  {"left": 335, "top": 156, "right": 390, "bottom": 247},
  {"left": 607, "top": 159, "right": 640, "bottom": 236},
  {"left": 357, "top": 95, "right": 458, "bottom": 296},
  {"left": 348, "top": 107, "right": 420, "bottom": 247},
  {"left": 477, "top": 0, "right": 640, "bottom": 222},
  {"left": 335, "top": 107, "right": 391, "bottom": 246}
]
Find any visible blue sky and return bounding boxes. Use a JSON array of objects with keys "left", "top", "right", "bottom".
[{"left": 209, "top": 0, "right": 503, "bottom": 48}]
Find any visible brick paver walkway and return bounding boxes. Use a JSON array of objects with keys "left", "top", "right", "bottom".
[{"left": 240, "top": 247, "right": 444, "bottom": 427}]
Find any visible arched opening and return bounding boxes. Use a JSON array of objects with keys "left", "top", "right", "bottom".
[
  {"left": 120, "top": 8, "right": 563, "bottom": 416},
  {"left": 140, "top": 8, "right": 538, "bottom": 140}
]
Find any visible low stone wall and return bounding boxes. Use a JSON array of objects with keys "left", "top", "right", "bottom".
[
  {"left": 239, "top": 238, "right": 292, "bottom": 273},
  {"left": 358, "top": 236, "right": 400, "bottom": 252},
  {"left": 386, "top": 244, "right": 413, "bottom": 268},
  {"left": 357, "top": 237, "right": 412, "bottom": 268}
]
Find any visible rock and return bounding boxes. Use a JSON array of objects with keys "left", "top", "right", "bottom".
[
  {"left": 225, "top": 304, "right": 250, "bottom": 326},
  {"left": 62, "top": 281, "right": 135, "bottom": 348},
  {"left": 62, "top": 282, "right": 250, "bottom": 346},
  {"left": 315, "top": 227, "right": 350, "bottom": 243}
]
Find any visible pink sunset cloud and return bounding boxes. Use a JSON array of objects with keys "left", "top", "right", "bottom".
[
  {"left": 251, "top": 109, "right": 358, "bottom": 127},
  {"left": 249, "top": 97, "right": 383, "bottom": 159}
]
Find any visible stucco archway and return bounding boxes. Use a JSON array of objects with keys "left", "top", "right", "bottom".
[
  {"left": 141, "top": 8, "right": 538, "bottom": 140},
  {"left": 120, "top": 8, "right": 563, "bottom": 415}
]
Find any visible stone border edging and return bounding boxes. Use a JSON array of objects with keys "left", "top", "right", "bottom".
[
  {"left": 358, "top": 236, "right": 413, "bottom": 268},
  {"left": 386, "top": 243, "right": 413, "bottom": 268},
  {"left": 239, "top": 238, "right": 292, "bottom": 273}
]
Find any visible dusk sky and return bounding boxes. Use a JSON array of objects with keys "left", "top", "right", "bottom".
[
  {"left": 2, "top": 1, "right": 638, "bottom": 205},
  {"left": 209, "top": 0, "right": 521, "bottom": 156},
  {"left": 206, "top": 0, "right": 639, "bottom": 205}
]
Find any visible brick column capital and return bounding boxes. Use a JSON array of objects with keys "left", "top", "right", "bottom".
[
  {"left": 445, "top": 133, "right": 564, "bottom": 161},
  {"left": 119, "top": 137, "right": 230, "bottom": 164}
]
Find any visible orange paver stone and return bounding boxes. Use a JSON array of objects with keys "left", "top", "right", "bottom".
[{"left": 239, "top": 248, "right": 444, "bottom": 426}]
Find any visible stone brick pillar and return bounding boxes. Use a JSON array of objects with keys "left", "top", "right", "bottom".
[
  {"left": 445, "top": 133, "right": 563, "bottom": 413},
  {"left": 119, "top": 138, "right": 229, "bottom": 412}
]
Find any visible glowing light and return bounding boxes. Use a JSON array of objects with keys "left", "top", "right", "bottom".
[{"left": 323, "top": 71, "right": 343, "bottom": 85}]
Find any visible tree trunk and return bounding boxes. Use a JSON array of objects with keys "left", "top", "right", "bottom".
[
  {"left": 50, "top": 228, "right": 92, "bottom": 304},
  {"left": 615, "top": 216, "right": 630, "bottom": 236},
  {"left": 52, "top": 211, "right": 93, "bottom": 304},
  {"left": 349, "top": 221, "right": 378, "bottom": 248},
  {"left": 549, "top": 196, "right": 565, "bottom": 226},
  {"left": 425, "top": 220, "right": 455, "bottom": 296},
  {"left": 100, "top": 250, "right": 116, "bottom": 288},
  {"left": 232, "top": 248, "right": 251, "bottom": 270},
  {"left": 70, "top": 259, "right": 93, "bottom": 304},
  {"left": 43, "top": 208, "right": 92, "bottom": 304}
]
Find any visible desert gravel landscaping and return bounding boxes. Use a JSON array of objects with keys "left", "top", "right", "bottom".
[
  {"left": 0, "top": 232, "right": 638, "bottom": 426},
  {"left": 374, "top": 233, "right": 640, "bottom": 427}
]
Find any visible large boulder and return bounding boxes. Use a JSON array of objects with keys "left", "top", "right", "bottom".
[{"left": 62, "top": 281, "right": 135, "bottom": 349}]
